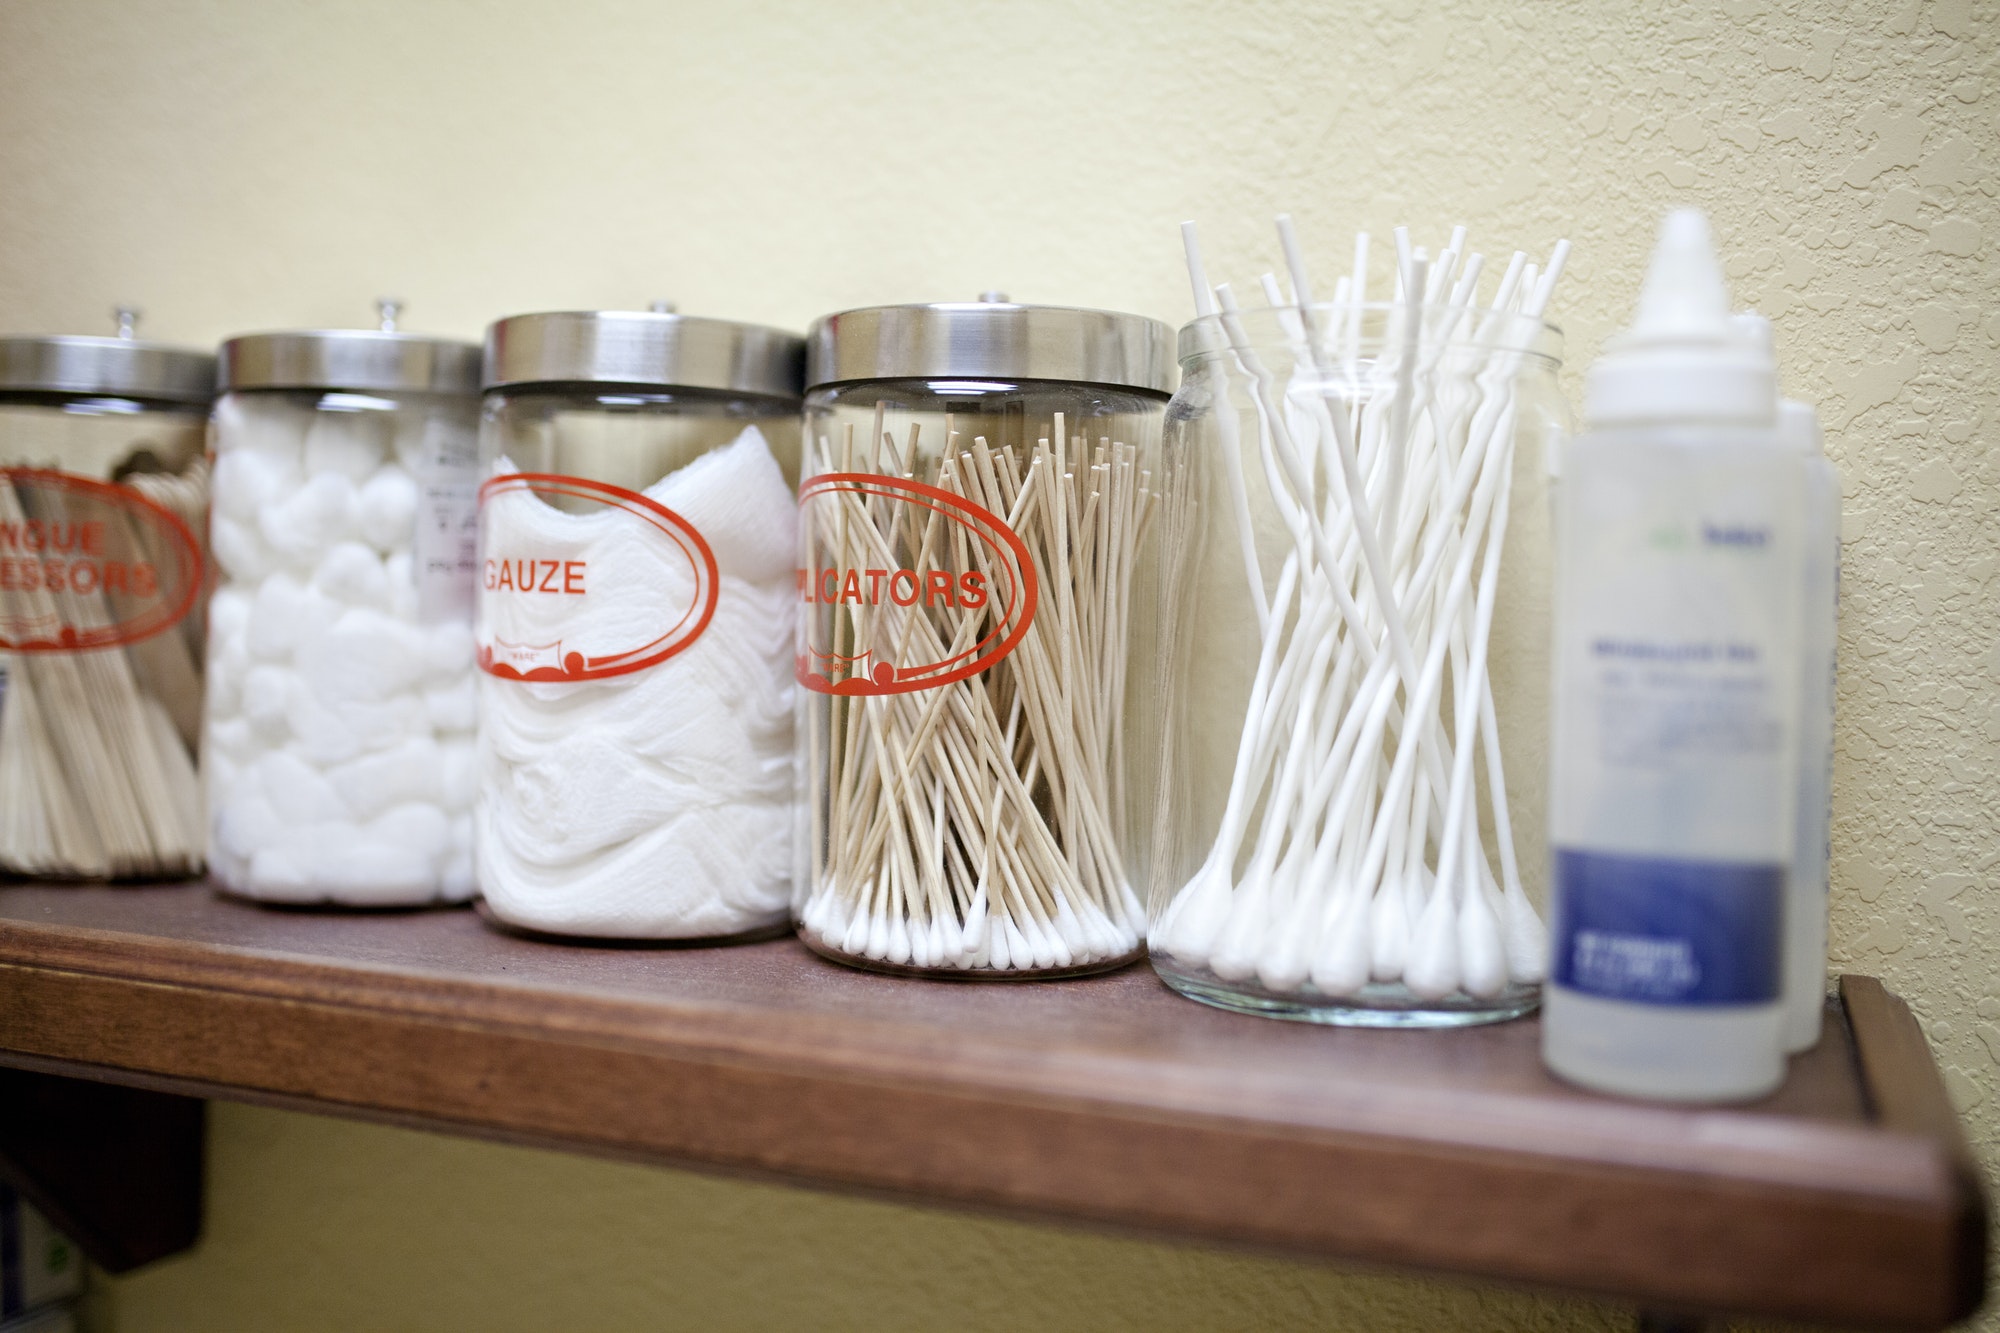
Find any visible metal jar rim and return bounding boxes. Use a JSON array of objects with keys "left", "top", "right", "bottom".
[
  {"left": 807, "top": 302, "right": 1176, "bottom": 396},
  {"left": 482, "top": 311, "right": 805, "bottom": 400}
]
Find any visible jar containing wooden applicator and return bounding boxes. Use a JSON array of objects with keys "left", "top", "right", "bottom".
[
  {"left": 797, "top": 296, "right": 1175, "bottom": 977},
  {"left": 0, "top": 309, "right": 215, "bottom": 879}
]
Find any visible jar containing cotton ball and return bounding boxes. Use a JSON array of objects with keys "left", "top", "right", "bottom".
[
  {"left": 0, "top": 310, "right": 215, "bottom": 879},
  {"left": 1139, "top": 226, "right": 1571, "bottom": 1025},
  {"left": 475, "top": 309, "right": 805, "bottom": 940},
  {"left": 797, "top": 298, "right": 1175, "bottom": 976},
  {"left": 205, "top": 302, "right": 483, "bottom": 906}
]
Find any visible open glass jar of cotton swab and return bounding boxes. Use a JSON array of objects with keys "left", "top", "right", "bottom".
[
  {"left": 1136, "top": 219, "right": 1571, "bottom": 1025},
  {"left": 0, "top": 312, "right": 215, "bottom": 879},
  {"left": 797, "top": 298, "right": 1175, "bottom": 977}
]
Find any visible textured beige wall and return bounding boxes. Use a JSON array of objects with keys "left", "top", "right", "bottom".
[{"left": 1, "top": 0, "right": 1994, "bottom": 1328}]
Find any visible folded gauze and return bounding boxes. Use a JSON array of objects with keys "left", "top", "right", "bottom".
[{"left": 477, "top": 425, "right": 797, "bottom": 937}]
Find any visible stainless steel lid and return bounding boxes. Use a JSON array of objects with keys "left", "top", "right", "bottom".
[
  {"left": 220, "top": 301, "right": 481, "bottom": 395},
  {"left": 483, "top": 311, "right": 805, "bottom": 400},
  {"left": 0, "top": 308, "right": 216, "bottom": 405},
  {"left": 806, "top": 299, "right": 1176, "bottom": 395}
]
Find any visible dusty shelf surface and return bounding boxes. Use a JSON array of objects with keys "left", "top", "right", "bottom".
[{"left": 0, "top": 882, "right": 1984, "bottom": 1328}]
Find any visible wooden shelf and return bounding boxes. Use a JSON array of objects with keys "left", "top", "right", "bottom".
[{"left": 0, "top": 882, "right": 1984, "bottom": 1329}]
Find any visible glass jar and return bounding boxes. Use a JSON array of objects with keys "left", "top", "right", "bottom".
[
  {"left": 0, "top": 313, "right": 215, "bottom": 879},
  {"left": 476, "top": 310, "right": 804, "bottom": 940},
  {"left": 797, "top": 300, "right": 1175, "bottom": 976},
  {"left": 1138, "top": 302, "right": 1568, "bottom": 1025},
  {"left": 204, "top": 307, "right": 483, "bottom": 906}
]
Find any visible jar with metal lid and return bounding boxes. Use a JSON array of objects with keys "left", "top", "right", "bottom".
[
  {"left": 204, "top": 303, "right": 483, "bottom": 906},
  {"left": 0, "top": 310, "right": 214, "bottom": 879},
  {"left": 476, "top": 309, "right": 805, "bottom": 940},
  {"left": 797, "top": 298, "right": 1175, "bottom": 976}
]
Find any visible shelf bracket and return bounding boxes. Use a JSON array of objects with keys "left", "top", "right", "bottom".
[{"left": 0, "top": 1067, "right": 203, "bottom": 1273}]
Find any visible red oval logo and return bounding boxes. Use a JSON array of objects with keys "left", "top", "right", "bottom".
[
  {"left": 0, "top": 467, "right": 203, "bottom": 652},
  {"left": 796, "top": 472, "right": 1037, "bottom": 696},
  {"left": 475, "top": 472, "right": 719, "bottom": 682}
]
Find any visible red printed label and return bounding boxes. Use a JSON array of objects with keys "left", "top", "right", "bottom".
[
  {"left": 475, "top": 472, "right": 718, "bottom": 682},
  {"left": 0, "top": 468, "right": 203, "bottom": 652},
  {"left": 796, "top": 472, "right": 1037, "bottom": 695}
]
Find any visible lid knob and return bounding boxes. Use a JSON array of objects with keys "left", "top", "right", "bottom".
[
  {"left": 978, "top": 291, "right": 1010, "bottom": 304},
  {"left": 113, "top": 306, "right": 140, "bottom": 340},
  {"left": 648, "top": 299, "right": 678, "bottom": 315},
  {"left": 376, "top": 298, "right": 403, "bottom": 333}
]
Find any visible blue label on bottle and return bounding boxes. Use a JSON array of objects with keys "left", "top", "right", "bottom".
[{"left": 1551, "top": 848, "right": 1783, "bottom": 1005}]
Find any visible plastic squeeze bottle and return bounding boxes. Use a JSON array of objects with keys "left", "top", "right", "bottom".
[
  {"left": 1734, "top": 315, "right": 1842, "bottom": 1054},
  {"left": 1783, "top": 393, "right": 1840, "bottom": 1052},
  {"left": 1542, "top": 209, "right": 1807, "bottom": 1101}
]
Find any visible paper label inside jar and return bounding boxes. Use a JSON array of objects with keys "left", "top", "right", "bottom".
[
  {"left": 414, "top": 421, "right": 480, "bottom": 625},
  {"left": 475, "top": 471, "right": 717, "bottom": 681},
  {"left": 0, "top": 467, "right": 203, "bottom": 652},
  {"left": 795, "top": 472, "right": 1037, "bottom": 695}
]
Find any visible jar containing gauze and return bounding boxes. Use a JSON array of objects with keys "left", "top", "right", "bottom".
[
  {"left": 0, "top": 313, "right": 215, "bottom": 879},
  {"left": 1139, "top": 300, "right": 1567, "bottom": 1025},
  {"left": 476, "top": 310, "right": 805, "bottom": 940},
  {"left": 798, "top": 299, "right": 1175, "bottom": 976},
  {"left": 205, "top": 307, "right": 483, "bottom": 906}
]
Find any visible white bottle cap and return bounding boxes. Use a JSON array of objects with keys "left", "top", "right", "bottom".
[
  {"left": 1731, "top": 310, "right": 1825, "bottom": 456},
  {"left": 1585, "top": 209, "right": 1777, "bottom": 427},
  {"left": 1779, "top": 398, "right": 1823, "bottom": 456}
]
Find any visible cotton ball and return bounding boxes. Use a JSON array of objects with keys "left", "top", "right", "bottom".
[
  {"left": 370, "top": 801, "right": 452, "bottom": 861},
  {"left": 297, "top": 607, "right": 428, "bottom": 703},
  {"left": 439, "top": 849, "right": 475, "bottom": 902},
  {"left": 246, "top": 820, "right": 366, "bottom": 900},
  {"left": 423, "top": 621, "right": 475, "bottom": 678},
  {"left": 358, "top": 465, "right": 420, "bottom": 553},
  {"left": 440, "top": 738, "right": 476, "bottom": 811},
  {"left": 215, "top": 789, "right": 285, "bottom": 863},
  {"left": 319, "top": 844, "right": 437, "bottom": 903},
  {"left": 205, "top": 715, "right": 258, "bottom": 764},
  {"left": 206, "top": 631, "right": 250, "bottom": 716},
  {"left": 255, "top": 749, "right": 347, "bottom": 825},
  {"left": 284, "top": 689, "right": 428, "bottom": 765},
  {"left": 212, "top": 446, "right": 292, "bottom": 523},
  {"left": 325, "top": 736, "right": 442, "bottom": 821},
  {"left": 424, "top": 674, "right": 476, "bottom": 733},
  {"left": 202, "top": 749, "right": 239, "bottom": 808},
  {"left": 208, "top": 840, "right": 248, "bottom": 891},
  {"left": 246, "top": 847, "right": 317, "bottom": 901},
  {"left": 207, "top": 586, "right": 252, "bottom": 643},
  {"left": 259, "top": 471, "right": 359, "bottom": 567},
  {"left": 211, "top": 513, "right": 276, "bottom": 583},
  {"left": 213, "top": 393, "right": 305, "bottom": 478},
  {"left": 313, "top": 541, "right": 391, "bottom": 608},
  {"left": 241, "top": 664, "right": 293, "bottom": 738},
  {"left": 247, "top": 573, "right": 339, "bottom": 662},
  {"left": 385, "top": 550, "right": 419, "bottom": 620},
  {"left": 303, "top": 409, "right": 389, "bottom": 483}
]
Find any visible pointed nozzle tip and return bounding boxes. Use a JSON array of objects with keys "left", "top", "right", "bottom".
[
  {"left": 1627, "top": 206, "right": 1733, "bottom": 341},
  {"left": 1660, "top": 206, "right": 1712, "bottom": 248}
]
